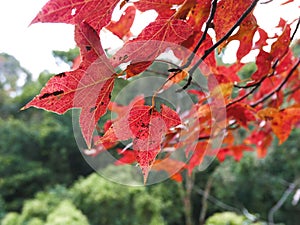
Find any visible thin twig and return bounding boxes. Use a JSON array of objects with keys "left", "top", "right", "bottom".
[
  {"left": 268, "top": 182, "right": 297, "bottom": 225},
  {"left": 194, "top": 188, "right": 242, "bottom": 213},
  {"left": 291, "top": 17, "right": 300, "bottom": 42},
  {"left": 251, "top": 58, "right": 300, "bottom": 107}
]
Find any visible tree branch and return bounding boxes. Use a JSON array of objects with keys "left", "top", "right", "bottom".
[
  {"left": 181, "top": 0, "right": 259, "bottom": 90},
  {"left": 291, "top": 16, "right": 300, "bottom": 42},
  {"left": 268, "top": 182, "right": 297, "bottom": 225},
  {"left": 181, "top": 0, "right": 218, "bottom": 69}
]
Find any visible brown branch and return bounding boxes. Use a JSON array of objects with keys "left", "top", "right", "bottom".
[
  {"left": 181, "top": 0, "right": 259, "bottom": 90},
  {"left": 291, "top": 17, "right": 300, "bottom": 42},
  {"left": 145, "top": 69, "right": 206, "bottom": 90},
  {"left": 260, "top": 0, "right": 273, "bottom": 4},
  {"left": 181, "top": 0, "right": 218, "bottom": 69},
  {"left": 199, "top": 176, "right": 214, "bottom": 225},
  {"left": 251, "top": 58, "right": 300, "bottom": 107}
]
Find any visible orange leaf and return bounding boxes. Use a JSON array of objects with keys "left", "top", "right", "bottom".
[
  {"left": 228, "top": 14, "right": 258, "bottom": 60},
  {"left": 271, "top": 107, "right": 300, "bottom": 144},
  {"left": 106, "top": 6, "right": 136, "bottom": 40},
  {"left": 257, "top": 107, "right": 279, "bottom": 121},
  {"left": 162, "top": 70, "right": 188, "bottom": 90}
]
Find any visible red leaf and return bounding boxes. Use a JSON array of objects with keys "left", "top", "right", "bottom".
[
  {"left": 245, "top": 128, "right": 273, "bottom": 158},
  {"left": 115, "top": 149, "right": 136, "bottom": 165},
  {"left": 134, "top": 0, "right": 185, "bottom": 17},
  {"left": 251, "top": 50, "right": 273, "bottom": 81},
  {"left": 227, "top": 103, "right": 256, "bottom": 127},
  {"left": 214, "top": 0, "right": 254, "bottom": 52},
  {"left": 111, "top": 18, "right": 193, "bottom": 70},
  {"left": 270, "top": 22, "right": 291, "bottom": 60},
  {"left": 106, "top": 6, "right": 136, "bottom": 40},
  {"left": 32, "top": 0, "right": 119, "bottom": 32},
  {"left": 130, "top": 106, "right": 166, "bottom": 183},
  {"left": 253, "top": 28, "right": 269, "bottom": 50},
  {"left": 22, "top": 22, "right": 115, "bottom": 148},
  {"left": 216, "top": 145, "right": 252, "bottom": 162},
  {"left": 186, "top": 0, "right": 211, "bottom": 31},
  {"left": 228, "top": 14, "right": 258, "bottom": 60},
  {"left": 100, "top": 102, "right": 182, "bottom": 182},
  {"left": 187, "top": 142, "right": 207, "bottom": 175}
]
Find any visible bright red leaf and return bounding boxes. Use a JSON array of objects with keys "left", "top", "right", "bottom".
[
  {"left": 22, "top": 22, "right": 115, "bottom": 148},
  {"left": 214, "top": 0, "right": 254, "bottom": 52},
  {"left": 227, "top": 103, "right": 256, "bottom": 127},
  {"left": 32, "top": 0, "right": 119, "bottom": 32}
]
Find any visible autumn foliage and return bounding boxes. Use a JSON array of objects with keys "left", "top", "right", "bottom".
[{"left": 23, "top": 0, "right": 300, "bottom": 183}]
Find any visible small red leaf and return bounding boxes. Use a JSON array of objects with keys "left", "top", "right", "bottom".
[
  {"left": 187, "top": 142, "right": 207, "bottom": 175},
  {"left": 227, "top": 103, "right": 256, "bottom": 127},
  {"left": 115, "top": 149, "right": 136, "bottom": 165},
  {"left": 106, "top": 6, "right": 136, "bottom": 40},
  {"left": 228, "top": 14, "right": 258, "bottom": 60},
  {"left": 245, "top": 128, "right": 273, "bottom": 158}
]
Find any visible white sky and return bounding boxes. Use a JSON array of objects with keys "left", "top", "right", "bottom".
[{"left": 0, "top": 0, "right": 299, "bottom": 79}]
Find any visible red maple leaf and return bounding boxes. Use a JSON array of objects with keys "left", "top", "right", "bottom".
[
  {"left": 228, "top": 14, "right": 258, "bottom": 60},
  {"left": 22, "top": 22, "right": 115, "bottom": 148},
  {"left": 99, "top": 100, "right": 181, "bottom": 182},
  {"left": 214, "top": 0, "right": 254, "bottom": 52},
  {"left": 227, "top": 103, "right": 256, "bottom": 127},
  {"left": 111, "top": 18, "right": 193, "bottom": 76},
  {"left": 134, "top": 0, "right": 185, "bottom": 18},
  {"left": 31, "top": 0, "right": 119, "bottom": 32}
]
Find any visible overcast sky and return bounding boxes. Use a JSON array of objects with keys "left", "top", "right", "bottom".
[{"left": 0, "top": 0, "right": 299, "bottom": 79}]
